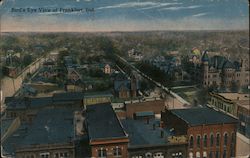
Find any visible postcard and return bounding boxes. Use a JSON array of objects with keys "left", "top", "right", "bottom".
[{"left": 0, "top": 0, "right": 249, "bottom": 158}]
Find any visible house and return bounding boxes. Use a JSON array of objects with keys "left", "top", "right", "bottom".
[
  {"left": 43, "top": 58, "right": 56, "bottom": 68},
  {"left": 67, "top": 68, "right": 81, "bottom": 82},
  {"left": 114, "top": 73, "right": 139, "bottom": 99},
  {"left": 161, "top": 107, "right": 238, "bottom": 158},
  {"left": 103, "top": 64, "right": 112, "bottom": 74}
]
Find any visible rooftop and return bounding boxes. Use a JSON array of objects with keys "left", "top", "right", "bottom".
[
  {"left": 170, "top": 107, "right": 238, "bottom": 126},
  {"left": 53, "top": 92, "right": 84, "bottom": 101},
  {"left": 86, "top": 104, "right": 127, "bottom": 141},
  {"left": 121, "top": 118, "right": 171, "bottom": 147},
  {"left": 19, "top": 108, "right": 74, "bottom": 147},
  {"left": 84, "top": 91, "right": 113, "bottom": 98},
  {"left": 218, "top": 93, "right": 250, "bottom": 101}
]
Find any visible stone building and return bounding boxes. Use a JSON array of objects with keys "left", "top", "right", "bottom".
[
  {"left": 189, "top": 50, "right": 249, "bottom": 89},
  {"left": 161, "top": 107, "right": 238, "bottom": 158}
]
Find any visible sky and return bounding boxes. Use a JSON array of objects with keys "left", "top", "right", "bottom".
[{"left": 0, "top": 0, "right": 249, "bottom": 32}]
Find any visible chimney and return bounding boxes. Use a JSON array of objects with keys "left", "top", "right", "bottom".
[{"left": 160, "top": 130, "right": 164, "bottom": 138}]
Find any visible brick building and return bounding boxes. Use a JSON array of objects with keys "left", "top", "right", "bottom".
[
  {"left": 2, "top": 108, "right": 75, "bottom": 158},
  {"left": 125, "top": 100, "right": 165, "bottom": 118},
  {"left": 209, "top": 92, "right": 250, "bottom": 138},
  {"left": 85, "top": 104, "right": 129, "bottom": 158},
  {"left": 188, "top": 50, "right": 249, "bottom": 89},
  {"left": 121, "top": 115, "right": 187, "bottom": 158},
  {"left": 161, "top": 107, "right": 238, "bottom": 158}
]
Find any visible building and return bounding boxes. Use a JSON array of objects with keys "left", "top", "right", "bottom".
[
  {"left": 114, "top": 73, "right": 139, "bottom": 99},
  {"left": 85, "top": 104, "right": 129, "bottom": 158},
  {"left": 2, "top": 108, "right": 75, "bottom": 158},
  {"left": 121, "top": 115, "right": 187, "bottom": 158},
  {"left": 5, "top": 92, "right": 85, "bottom": 122},
  {"left": 161, "top": 107, "right": 238, "bottom": 158},
  {"left": 188, "top": 50, "right": 249, "bottom": 89},
  {"left": 125, "top": 99, "right": 165, "bottom": 119},
  {"left": 209, "top": 92, "right": 250, "bottom": 138},
  {"left": 103, "top": 64, "right": 112, "bottom": 74},
  {"left": 67, "top": 68, "right": 82, "bottom": 82},
  {"left": 83, "top": 91, "right": 113, "bottom": 107}
]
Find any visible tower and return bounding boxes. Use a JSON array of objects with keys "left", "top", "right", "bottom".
[{"left": 201, "top": 50, "right": 209, "bottom": 86}]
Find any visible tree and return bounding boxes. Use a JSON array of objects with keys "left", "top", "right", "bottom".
[{"left": 23, "top": 54, "right": 32, "bottom": 66}]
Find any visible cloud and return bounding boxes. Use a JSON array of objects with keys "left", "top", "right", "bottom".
[
  {"left": 97, "top": 2, "right": 158, "bottom": 10},
  {"left": 159, "top": 5, "right": 202, "bottom": 11},
  {"left": 192, "top": 12, "right": 210, "bottom": 17},
  {"left": 138, "top": 2, "right": 183, "bottom": 10}
]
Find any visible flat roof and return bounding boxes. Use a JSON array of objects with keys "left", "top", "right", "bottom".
[
  {"left": 236, "top": 100, "right": 250, "bottom": 110},
  {"left": 121, "top": 118, "right": 170, "bottom": 147},
  {"left": 19, "top": 108, "right": 74, "bottom": 147},
  {"left": 218, "top": 93, "right": 249, "bottom": 101},
  {"left": 86, "top": 104, "right": 127, "bottom": 140},
  {"left": 2, "top": 125, "right": 28, "bottom": 156},
  {"left": 53, "top": 92, "right": 84, "bottom": 101},
  {"left": 171, "top": 107, "right": 238, "bottom": 126},
  {"left": 84, "top": 91, "right": 113, "bottom": 98},
  {"left": 1, "top": 118, "right": 15, "bottom": 138},
  {"left": 135, "top": 111, "right": 154, "bottom": 117}
]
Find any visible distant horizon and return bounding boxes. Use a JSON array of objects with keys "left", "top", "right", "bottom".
[{"left": 1, "top": 29, "right": 249, "bottom": 34}]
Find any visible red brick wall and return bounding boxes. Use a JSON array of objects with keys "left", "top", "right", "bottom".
[
  {"left": 126, "top": 100, "right": 165, "bottom": 118},
  {"left": 187, "top": 123, "right": 237, "bottom": 158}
]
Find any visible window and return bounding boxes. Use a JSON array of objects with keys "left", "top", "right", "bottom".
[
  {"left": 231, "top": 132, "right": 236, "bottom": 144},
  {"left": 216, "top": 133, "right": 220, "bottom": 146},
  {"left": 98, "top": 148, "right": 107, "bottom": 158},
  {"left": 54, "top": 153, "right": 59, "bottom": 158},
  {"left": 171, "top": 152, "right": 182, "bottom": 158},
  {"left": 223, "top": 150, "right": 226, "bottom": 158},
  {"left": 40, "top": 153, "right": 49, "bottom": 158},
  {"left": 224, "top": 133, "right": 228, "bottom": 146},
  {"left": 215, "top": 151, "right": 220, "bottom": 158},
  {"left": 230, "top": 144, "right": 235, "bottom": 157},
  {"left": 203, "top": 152, "right": 207, "bottom": 158},
  {"left": 210, "top": 134, "right": 214, "bottom": 147},
  {"left": 196, "top": 152, "right": 201, "bottom": 158},
  {"left": 209, "top": 152, "right": 213, "bottom": 158},
  {"left": 189, "top": 152, "right": 193, "bottom": 158},
  {"left": 113, "top": 147, "right": 122, "bottom": 157},
  {"left": 145, "top": 152, "right": 152, "bottom": 158},
  {"left": 154, "top": 152, "right": 164, "bottom": 158},
  {"left": 203, "top": 134, "right": 208, "bottom": 147},
  {"left": 189, "top": 136, "right": 194, "bottom": 148},
  {"left": 197, "top": 135, "right": 201, "bottom": 148}
]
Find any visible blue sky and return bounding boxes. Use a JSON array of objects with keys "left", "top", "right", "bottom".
[{"left": 0, "top": 0, "right": 249, "bottom": 32}]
